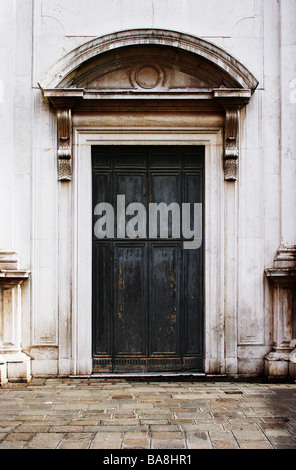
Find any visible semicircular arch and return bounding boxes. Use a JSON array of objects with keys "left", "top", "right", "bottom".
[{"left": 38, "top": 28, "right": 258, "bottom": 92}]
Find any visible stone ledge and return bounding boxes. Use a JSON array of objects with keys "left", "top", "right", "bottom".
[
  {"left": 0, "top": 270, "right": 30, "bottom": 290},
  {"left": 265, "top": 267, "right": 296, "bottom": 281}
]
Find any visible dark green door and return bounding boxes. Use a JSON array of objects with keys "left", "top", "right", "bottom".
[{"left": 92, "top": 146, "right": 204, "bottom": 372}]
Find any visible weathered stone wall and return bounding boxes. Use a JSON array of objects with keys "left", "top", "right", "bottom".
[{"left": 0, "top": 0, "right": 295, "bottom": 380}]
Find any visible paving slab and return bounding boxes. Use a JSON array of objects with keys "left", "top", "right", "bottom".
[{"left": 0, "top": 378, "right": 296, "bottom": 449}]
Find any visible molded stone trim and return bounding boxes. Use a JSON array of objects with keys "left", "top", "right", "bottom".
[{"left": 38, "top": 29, "right": 259, "bottom": 91}]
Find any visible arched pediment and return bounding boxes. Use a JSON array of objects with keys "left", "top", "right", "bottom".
[
  {"left": 39, "top": 29, "right": 258, "bottom": 98},
  {"left": 52, "top": 44, "right": 243, "bottom": 92},
  {"left": 38, "top": 29, "right": 258, "bottom": 182}
]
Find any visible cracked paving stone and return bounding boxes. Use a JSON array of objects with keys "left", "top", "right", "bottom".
[
  {"left": 232, "top": 429, "right": 267, "bottom": 441},
  {"left": 186, "top": 430, "right": 212, "bottom": 448},
  {"left": 211, "top": 440, "right": 238, "bottom": 449},
  {"left": 239, "top": 441, "right": 273, "bottom": 449},
  {"left": 151, "top": 439, "right": 186, "bottom": 449},
  {"left": 25, "top": 433, "right": 64, "bottom": 449},
  {"left": 3, "top": 432, "right": 34, "bottom": 441}
]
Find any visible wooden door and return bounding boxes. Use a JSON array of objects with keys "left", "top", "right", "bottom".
[{"left": 92, "top": 146, "right": 204, "bottom": 372}]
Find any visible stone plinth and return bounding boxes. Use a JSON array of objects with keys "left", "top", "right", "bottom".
[
  {"left": 265, "top": 247, "right": 296, "bottom": 380},
  {"left": 0, "top": 250, "right": 31, "bottom": 384}
]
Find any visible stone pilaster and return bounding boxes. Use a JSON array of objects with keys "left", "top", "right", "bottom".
[
  {"left": 0, "top": 250, "right": 31, "bottom": 383},
  {"left": 265, "top": 246, "right": 296, "bottom": 380}
]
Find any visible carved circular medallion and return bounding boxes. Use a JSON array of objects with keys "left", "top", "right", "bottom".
[
  {"left": 135, "top": 65, "right": 160, "bottom": 89},
  {"left": 130, "top": 64, "right": 165, "bottom": 90}
]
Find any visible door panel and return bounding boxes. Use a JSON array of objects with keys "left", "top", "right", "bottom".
[
  {"left": 184, "top": 247, "right": 203, "bottom": 356},
  {"left": 92, "top": 243, "right": 112, "bottom": 357},
  {"left": 114, "top": 243, "right": 147, "bottom": 356},
  {"left": 149, "top": 243, "right": 181, "bottom": 356},
  {"left": 92, "top": 146, "right": 204, "bottom": 372}
]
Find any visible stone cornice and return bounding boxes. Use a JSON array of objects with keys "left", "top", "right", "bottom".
[
  {"left": 0, "top": 270, "right": 30, "bottom": 290},
  {"left": 0, "top": 250, "right": 30, "bottom": 290}
]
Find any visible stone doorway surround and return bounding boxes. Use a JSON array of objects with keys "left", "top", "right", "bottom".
[
  {"left": 33, "top": 29, "right": 263, "bottom": 379},
  {"left": 72, "top": 126, "right": 222, "bottom": 376}
]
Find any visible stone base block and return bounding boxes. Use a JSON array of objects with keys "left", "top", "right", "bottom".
[
  {"left": 2, "top": 351, "right": 31, "bottom": 383},
  {"left": 289, "top": 362, "right": 296, "bottom": 380},
  {"left": 31, "top": 359, "right": 58, "bottom": 377},
  {"left": 265, "top": 351, "right": 291, "bottom": 380},
  {"left": 238, "top": 358, "right": 264, "bottom": 377},
  {"left": 0, "top": 354, "right": 7, "bottom": 386},
  {"left": 289, "top": 348, "right": 296, "bottom": 381}
]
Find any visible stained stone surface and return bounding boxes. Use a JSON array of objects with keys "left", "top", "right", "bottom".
[{"left": 0, "top": 378, "right": 295, "bottom": 449}]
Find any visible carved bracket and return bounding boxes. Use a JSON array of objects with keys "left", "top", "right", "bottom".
[
  {"left": 224, "top": 108, "right": 239, "bottom": 181},
  {"left": 57, "top": 108, "right": 72, "bottom": 181}
]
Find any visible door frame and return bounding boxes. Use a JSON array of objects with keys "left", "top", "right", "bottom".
[{"left": 65, "top": 120, "right": 233, "bottom": 376}]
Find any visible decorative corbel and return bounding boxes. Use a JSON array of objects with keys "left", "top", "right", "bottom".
[
  {"left": 57, "top": 108, "right": 72, "bottom": 181},
  {"left": 224, "top": 108, "right": 239, "bottom": 181}
]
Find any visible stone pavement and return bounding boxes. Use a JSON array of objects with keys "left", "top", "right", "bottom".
[{"left": 0, "top": 377, "right": 296, "bottom": 449}]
